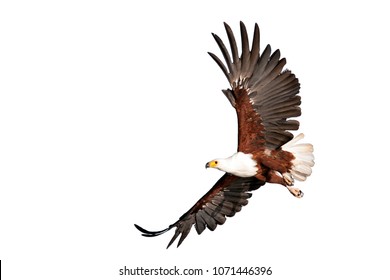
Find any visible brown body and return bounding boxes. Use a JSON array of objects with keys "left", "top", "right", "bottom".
[
  {"left": 253, "top": 149, "right": 294, "bottom": 184},
  {"left": 235, "top": 87, "right": 295, "bottom": 185}
]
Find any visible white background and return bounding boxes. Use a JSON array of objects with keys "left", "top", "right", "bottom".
[{"left": 1, "top": 1, "right": 389, "bottom": 279}]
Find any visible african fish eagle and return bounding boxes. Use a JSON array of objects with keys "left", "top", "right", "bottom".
[{"left": 135, "top": 22, "right": 314, "bottom": 248}]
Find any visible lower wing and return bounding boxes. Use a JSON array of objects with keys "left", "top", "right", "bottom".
[{"left": 134, "top": 173, "right": 265, "bottom": 248}]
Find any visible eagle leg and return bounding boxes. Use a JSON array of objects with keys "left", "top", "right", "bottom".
[
  {"left": 266, "top": 170, "right": 304, "bottom": 198},
  {"left": 286, "top": 186, "right": 304, "bottom": 198}
]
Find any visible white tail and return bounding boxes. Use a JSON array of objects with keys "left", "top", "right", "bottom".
[{"left": 282, "top": 133, "right": 314, "bottom": 182}]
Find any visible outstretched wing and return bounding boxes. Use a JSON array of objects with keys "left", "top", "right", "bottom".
[
  {"left": 209, "top": 22, "right": 301, "bottom": 151},
  {"left": 135, "top": 174, "right": 264, "bottom": 248}
]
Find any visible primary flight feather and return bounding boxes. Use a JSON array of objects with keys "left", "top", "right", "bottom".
[{"left": 135, "top": 22, "right": 314, "bottom": 248}]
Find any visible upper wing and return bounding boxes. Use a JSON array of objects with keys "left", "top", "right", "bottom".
[
  {"left": 134, "top": 173, "right": 264, "bottom": 248},
  {"left": 209, "top": 22, "right": 301, "bottom": 151}
]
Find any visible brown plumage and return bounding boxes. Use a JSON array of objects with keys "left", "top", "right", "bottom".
[{"left": 135, "top": 22, "right": 314, "bottom": 248}]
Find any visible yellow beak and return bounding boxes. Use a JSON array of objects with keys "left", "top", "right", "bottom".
[{"left": 205, "top": 161, "right": 218, "bottom": 169}]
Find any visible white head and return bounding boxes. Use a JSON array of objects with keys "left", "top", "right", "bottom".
[
  {"left": 205, "top": 152, "right": 258, "bottom": 178},
  {"left": 205, "top": 158, "right": 227, "bottom": 171}
]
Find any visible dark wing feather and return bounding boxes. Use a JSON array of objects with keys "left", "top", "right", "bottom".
[
  {"left": 134, "top": 174, "right": 264, "bottom": 248},
  {"left": 209, "top": 22, "right": 301, "bottom": 149}
]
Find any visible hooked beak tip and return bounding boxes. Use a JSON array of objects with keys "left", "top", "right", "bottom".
[{"left": 205, "top": 162, "right": 210, "bottom": 169}]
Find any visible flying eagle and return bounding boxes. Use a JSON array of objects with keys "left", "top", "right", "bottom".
[{"left": 135, "top": 22, "right": 314, "bottom": 248}]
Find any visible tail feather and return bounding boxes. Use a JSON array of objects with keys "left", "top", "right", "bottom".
[{"left": 282, "top": 133, "right": 314, "bottom": 182}]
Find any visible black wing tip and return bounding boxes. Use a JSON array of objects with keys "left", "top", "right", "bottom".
[
  {"left": 223, "top": 22, "right": 232, "bottom": 30},
  {"left": 237, "top": 21, "right": 259, "bottom": 31},
  {"left": 134, "top": 223, "right": 183, "bottom": 249},
  {"left": 134, "top": 223, "right": 171, "bottom": 237},
  {"left": 238, "top": 21, "right": 258, "bottom": 28},
  {"left": 224, "top": 21, "right": 256, "bottom": 32}
]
